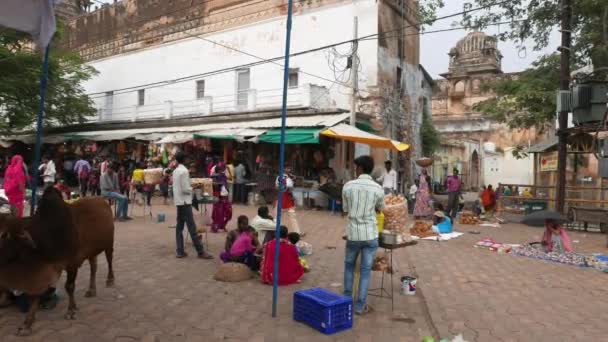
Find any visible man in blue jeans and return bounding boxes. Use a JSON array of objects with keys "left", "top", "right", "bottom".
[
  {"left": 342, "top": 155, "right": 385, "bottom": 315},
  {"left": 172, "top": 152, "right": 213, "bottom": 259},
  {"left": 100, "top": 163, "right": 132, "bottom": 221}
]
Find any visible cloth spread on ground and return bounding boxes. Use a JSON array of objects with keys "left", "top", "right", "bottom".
[
  {"left": 474, "top": 238, "right": 518, "bottom": 253},
  {"left": 412, "top": 232, "right": 464, "bottom": 241},
  {"left": 511, "top": 245, "right": 587, "bottom": 267}
]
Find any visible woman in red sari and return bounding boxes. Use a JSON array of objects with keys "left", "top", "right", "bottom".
[
  {"left": 3, "top": 155, "right": 27, "bottom": 217},
  {"left": 261, "top": 226, "right": 304, "bottom": 286}
]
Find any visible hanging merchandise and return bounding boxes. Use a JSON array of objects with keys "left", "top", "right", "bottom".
[
  {"left": 74, "top": 144, "right": 83, "bottom": 156},
  {"left": 162, "top": 149, "right": 169, "bottom": 166},
  {"left": 117, "top": 141, "right": 126, "bottom": 155}
]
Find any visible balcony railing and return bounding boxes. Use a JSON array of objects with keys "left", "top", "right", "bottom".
[{"left": 94, "top": 84, "right": 330, "bottom": 122}]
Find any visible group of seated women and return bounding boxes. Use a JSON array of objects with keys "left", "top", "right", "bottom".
[{"left": 220, "top": 207, "right": 305, "bottom": 286}]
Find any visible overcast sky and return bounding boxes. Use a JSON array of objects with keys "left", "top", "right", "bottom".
[{"left": 93, "top": 0, "right": 559, "bottom": 79}]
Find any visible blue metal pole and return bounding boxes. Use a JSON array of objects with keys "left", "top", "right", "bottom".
[
  {"left": 29, "top": 44, "right": 51, "bottom": 216},
  {"left": 272, "top": 0, "right": 294, "bottom": 318}
]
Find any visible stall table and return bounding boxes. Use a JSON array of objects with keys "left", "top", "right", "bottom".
[{"left": 368, "top": 240, "right": 418, "bottom": 311}]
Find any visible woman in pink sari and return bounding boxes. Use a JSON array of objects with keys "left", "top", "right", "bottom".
[
  {"left": 541, "top": 219, "right": 573, "bottom": 253},
  {"left": 413, "top": 169, "right": 433, "bottom": 218},
  {"left": 3, "top": 155, "right": 27, "bottom": 217}
]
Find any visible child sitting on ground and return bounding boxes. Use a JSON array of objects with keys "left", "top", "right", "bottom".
[{"left": 287, "top": 232, "right": 310, "bottom": 272}]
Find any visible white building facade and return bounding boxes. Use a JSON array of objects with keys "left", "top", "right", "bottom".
[{"left": 63, "top": 0, "right": 425, "bottom": 183}]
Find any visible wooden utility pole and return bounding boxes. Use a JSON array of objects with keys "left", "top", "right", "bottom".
[{"left": 556, "top": 0, "right": 572, "bottom": 213}]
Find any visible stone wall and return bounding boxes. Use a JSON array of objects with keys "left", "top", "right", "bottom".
[{"left": 63, "top": 0, "right": 347, "bottom": 61}]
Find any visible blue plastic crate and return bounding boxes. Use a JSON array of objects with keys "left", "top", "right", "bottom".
[{"left": 293, "top": 288, "right": 353, "bottom": 335}]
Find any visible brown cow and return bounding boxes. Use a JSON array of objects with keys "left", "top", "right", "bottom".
[
  {"left": 65, "top": 196, "right": 115, "bottom": 300},
  {"left": 0, "top": 188, "right": 115, "bottom": 335}
]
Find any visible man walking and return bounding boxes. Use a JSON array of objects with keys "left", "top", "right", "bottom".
[
  {"left": 234, "top": 160, "right": 247, "bottom": 204},
  {"left": 39, "top": 156, "right": 56, "bottom": 189},
  {"left": 379, "top": 160, "right": 397, "bottom": 195},
  {"left": 172, "top": 152, "right": 213, "bottom": 259},
  {"left": 342, "top": 156, "right": 385, "bottom": 315},
  {"left": 446, "top": 167, "right": 461, "bottom": 219},
  {"left": 100, "top": 163, "right": 131, "bottom": 222}
]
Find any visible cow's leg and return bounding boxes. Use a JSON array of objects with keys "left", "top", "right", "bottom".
[
  {"left": 105, "top": 248, "right": 115, "bottom": 287},
  {"left": 64, "top": 267, "right": 79, "bottom": 320},
  {"left": 85, "top": 256, "right": 97, "bottom": 298},
  {"left": 0, "top": 289, "right": 11, "bottom": 308},
  {"left": 16, "top": 296, "right": 40, "bottom": 336}
]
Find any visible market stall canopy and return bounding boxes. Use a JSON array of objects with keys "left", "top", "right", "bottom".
[
  {"left": 6, "top": 113, "right": 350, "bottom": 145},
  {"left": 194, "top": 128, "right": 266, "bottom": 141},
  {"left": 258, "top": 128, "right": 321, "bottom": 144},
  {"left": 155, "top": 132, "right": 194, "bottom": 144},
  {"left": 320, "top": 124, "right": 409, "bottom": 151}
]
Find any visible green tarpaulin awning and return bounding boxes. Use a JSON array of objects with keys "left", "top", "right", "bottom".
[
  {"left": 258, "top": 128, "right": 321, "bottom": 144},
  {"left": 193, "top": 133, "right": 236, "bottom": 140}
]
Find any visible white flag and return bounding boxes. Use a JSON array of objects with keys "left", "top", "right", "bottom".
[{"left": 0, "top": 0, "right": 61, "bottom": 48}]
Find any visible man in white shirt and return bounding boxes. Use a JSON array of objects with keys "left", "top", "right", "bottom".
[
  {"left": 342, "top": 155, "right": 385, "bottom": 315},
  {"left": 39, "top": 156, "right": 56, "bottom": 189},
  {"left": 379, "top": 160, "right": 397, "bottom": 195},
  {"left": 408, "top": 181, "right": 418, "bottom": 214},
  {"left": 172, "top": 152, "right": 212, "bottom": 259},
  {"left": 251, "top": 206, "right": 276, "bottom": 244}
]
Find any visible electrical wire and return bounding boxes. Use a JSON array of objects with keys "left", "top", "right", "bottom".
[{"left": 81, "top": 0, "right": 515, "bottom": 98}]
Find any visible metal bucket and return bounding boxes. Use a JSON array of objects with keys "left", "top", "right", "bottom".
[{"left": 401, "top": 276, "right": 417, "bottom": 295}]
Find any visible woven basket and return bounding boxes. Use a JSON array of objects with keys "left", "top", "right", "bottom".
[
  {"left": 415, "top": 158, "right": 433, "bottom": 167},
  {"left": 213, "top": 262, "right": 253, "bottom": 282},
  {"left": 143, "top": 168, "right": 163, "bottom": 185}
]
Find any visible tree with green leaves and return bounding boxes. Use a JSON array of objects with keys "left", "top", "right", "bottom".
[
  {"left": 421, "top": 104, "right": 440, "bottom": 156},
  {"left": 0, "top": 24, "right": 97, "bottom": 133},
  {"left": 420, "top": 0, "right": 608, "bottom": 130}
]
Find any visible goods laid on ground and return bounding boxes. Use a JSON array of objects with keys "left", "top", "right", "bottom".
[
  {"left": 382, "top": 195, "right": 411, "bottom": 242},
  {"left": 474, "top": 238, "right": 513, "bottom": 253},
  {"left": 410, "top": 220, "right": 437, "bottom": 238},
  {"left": 511, "top": 245, "right": 587, "bottom": 266},
  {"left": 586, "top": 254, "right": 608, "bottom": 273},
  {"left": 459, "top": 211, "right": 481, "bottom": 225},
  {"left": 143, "top": 168, "right": 163, "bottom": 185},
  {"left": 213, "top": 262, "right": 253, "bottom": 282},
  {"left": 191, "top": 178, "right": 213, "bottom": 195}
]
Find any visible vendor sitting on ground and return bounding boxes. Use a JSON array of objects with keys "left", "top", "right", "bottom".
[
  {"left": 261, "top": 226, "right": 304, "bottom": 286},
  {"left": 220, "top": 216, "right": 260, "bottom": 270},
  {"left": 542, "top": 219, "right": 573, "bottom": 253},
  {"left": 432, "top": 211, "right": 453, "bottom": 234},
  {"left": 251, "top": 206, "right": 276, "bottom": 244}
]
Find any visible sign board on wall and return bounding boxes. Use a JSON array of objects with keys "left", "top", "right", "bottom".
[
  {"left": 540, "top": 152, "right": 558, "bottom": 172},
  {"left": 354, "top": 143, "right": 370, "bottom": 158}
]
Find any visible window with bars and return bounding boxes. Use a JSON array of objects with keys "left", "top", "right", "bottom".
[
  {"left": 288, "top": 69, "right": 299, "bottom": 88},
  {"left": 137, "top": 89, "right": 145, "bottom": 106},
  {"left": 196, "top": 80, "right": 205, "bottom": 99},
  {"left": 236, "top": 69, "right": 250, "bottom": 107}
]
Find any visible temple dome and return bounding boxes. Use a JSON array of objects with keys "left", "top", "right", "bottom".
[{"left": 443, "top": 31, "right": 503, "bottom": 78}]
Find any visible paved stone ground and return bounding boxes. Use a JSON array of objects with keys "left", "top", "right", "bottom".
[{"left": 0, "top": 201, "right": 607, "bottom": 342}]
